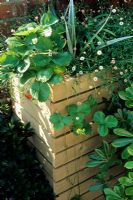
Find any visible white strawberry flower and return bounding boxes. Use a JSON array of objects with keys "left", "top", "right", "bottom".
[
  {"left": 43, "top": 27, "right": 52, "bottom": 37},
  {"left": 32, "top": 38, "right": 38, "bottom": 44},
  {"left": 76, "top": 117, "right": 79, "bottom": 120}
]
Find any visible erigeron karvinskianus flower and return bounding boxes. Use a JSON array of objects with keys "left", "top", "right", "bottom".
[
  {"left": 119, "top": 21, "right": 124, "bottom": 26},
  {"left": 43, "top": 27, "right": 52, "bottom": 37},
  {"left": 77, "top": 102, "right": 82, "bottom": 106},
  {"left": 89, "top": 86, "right": 93, "bottom": 89},
  {"left": 97, "top": 41, "right": 101, "bottom": 46},
  {"left": 72, "top": 66, "right": 76, "bottom": 71},
  {"left": 124, "top": 79, "right": 128, "bottom": 83},
  {"left": 32, "top": 38, "right": 38, "bottom": 44},
  {"left": 99, "top": 66, "right": 104, "bottom": 70},
  {"left": 80, "top": 56, "right": 85, "bottom": 61},
  {"left": 111, "top": 59, "right": 116, "bottom": 64},
  {"left": 120, "top": 71, "right": 124, "bottom": 75},
  {"left": 81, "top": 9, "right": 85, "bottom": 14},
  {"left": 34, "top": 16, "right": 39, "bottom": 20},
  {"left": 113, "top": 66, "right": 118, "bottom": 70},
  {"left": 93, "top": 77, "right": 98, "bottom": 82},
  {"left": 95, "top": 69, "right": 98, "bottom": 73},
  {"left": 11, "top": 29, "right": 15, "bottom": 33},
  {"left": 112, "top": 9, "right": 117, "bottom": 13},
  {"left": 97, "top": 50, "right": 102, "bottom": 55},
  {"left": 79, "top": 71, "right": 83, "bottom": 75}
]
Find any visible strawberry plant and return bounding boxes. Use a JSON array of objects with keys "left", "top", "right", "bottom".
[{"left": 0, "top": 10, "right": 72, "bottom": 102}]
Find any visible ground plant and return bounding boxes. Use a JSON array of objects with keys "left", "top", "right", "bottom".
[{"left": 86, "top": 85, "right": 133, "bottom": 199}]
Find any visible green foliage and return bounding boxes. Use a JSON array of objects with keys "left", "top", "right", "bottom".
[
  {"left": 86, "top": 141, "right": 120, "bottom": 192},
  {"left": 0, "top": 11, "right": 72, "bottom": 102},
  {"left": 40, "top": 9, "right": 59, "bottom": 27},
  {"left": 104, "top": 172, "right": 133, "bottom": 199},
  {"left": 104, "top": 186, "right": 126, "bottom": 200},
  {"left": 50, "top": 96, "right": 97, "bottom": 135},
  {"left": 119, "top": 84, "right": 133, "bottom": 108},
  {"left": 86, "top": 141, "right": 117, "bottom": 169},
  {"left": 70, "top": 195, "right": 80, "bottom": 200},
  {"left": 30, "top": 81, "right": 50, "bottom": 102},
  {"left": 0, "top": 102, "right": 54, "bottom": 200},
  {"left": 64, "top": 0, "right": 76, "bottom": 56},
  {"left": 50, "top": 112, "right": 73, "bottom": 130},
  {"left": 114, "top": 109, "right": 133, "bottom": 130},
  {"left": 68, "top": 7, "right": 133, "bottom": 84},
  {"left": 93, "top": 111, "right": 118, "bottom": 136},
  {"left": 84, "top": 83, "right": 133, "bottom": 199},
  {"left": 112, "top": 128, "right": 133, "bottom": 146}
]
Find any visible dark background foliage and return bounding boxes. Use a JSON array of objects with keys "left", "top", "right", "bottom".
[{"left": 0, "top": 102, "right": 54, "bottom": 200}]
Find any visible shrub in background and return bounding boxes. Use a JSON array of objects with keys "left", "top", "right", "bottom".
[{"left": 0, "top": 102, "right": 54, "bottom": 200}]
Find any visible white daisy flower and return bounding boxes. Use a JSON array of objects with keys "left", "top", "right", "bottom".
[
  {"left": 111, "top": 59, "right": 116, "bottom": 64},
  {"left": 112, "top": 9, "right": 116, "bottom": 13},
  {"left": 120, "top": 71, "right": 124, "bottom": 75},
  {"left": 43, "top": 27, "right": 52, "bottom": 37},
  {"left": 77, "top": 102, "right": 82, "bottom": 106},
  {"left": 89, "top": 86, "right": 93, "bottom": 89},
  {"left": 99, "top": 66, "right": 104, "bottom": 70},
  {"left": 113, "top": 66, "right": 118, "bottom": 70},
  {"left": 97, "top": 50, "right": 102, "bottom": 55},
  {"left": 80, "top": 56, "right": 85, "bottom": 61},
  {"left": 119, "top": 21, "right": 124, "bottom": 26},
  {"left": 72, "top": 66, "right": 76, "bottom": 71},
  {"left": 124, "top": 79, "right": 128, "bottom": 83},
  {"left": 93, "top": 77, "right": 98, "bottom": 82},
  {"left": 79, "top": 71, "right": 83, "bottom": 75},
  {"left": 95, "top": 69, "right": 99, "bottom": 73},
  {"left": 97, "top": 41, "right": 101, "bottom": 46},
  {"left": 11, "top": 29, "right": 15, "bottom": 33}
]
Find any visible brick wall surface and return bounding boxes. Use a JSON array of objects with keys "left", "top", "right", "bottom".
[
  {"left": 0, "top": 0, "right": 27, "bottom": 19},
  {"left": 0, "top": 0, "right": 132, "bottom": 35}
]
